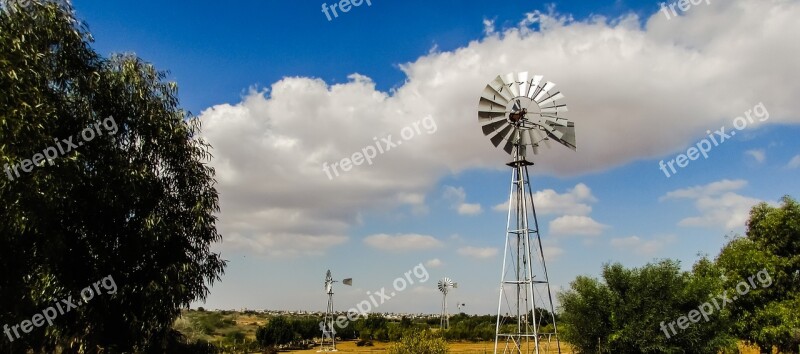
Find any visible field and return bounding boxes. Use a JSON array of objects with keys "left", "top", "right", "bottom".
[
  {"left": 174, "top": 310, "right": 766, "bottom": 353},
  {"left": 283, "top": 341, "right": 765, "bottom": 353},
  {"left": 286, "top": 341, "right": 567, "bottom": 353}
]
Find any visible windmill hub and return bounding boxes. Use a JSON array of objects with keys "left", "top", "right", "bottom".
[
  {"left": 507, "top": 96, "right": 541, "bottom": 127},
  {"left": 509, "top": 107, "right": 526, "bottom": 123}
]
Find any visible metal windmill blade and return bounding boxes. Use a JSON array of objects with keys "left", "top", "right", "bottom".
[
  {"left": 438, "top": 277, "right": 454, "bottom": 294},
  {"left": 551, "top": 121, "right": 576, "bottom": 151},
  {"left": 477, "top": 72, "right": 576, "bottom": 161},
  {"left": 325, "top": 270, "right": 334, "bottom": 294}
]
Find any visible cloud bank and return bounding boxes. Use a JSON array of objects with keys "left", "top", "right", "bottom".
[{"left": 198, "top": 0, "right": 800, "bottom": 254}]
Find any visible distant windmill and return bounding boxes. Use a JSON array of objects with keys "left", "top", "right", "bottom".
[
  {"left": 437, "top": 277, "right": 457, "bottom": 329},
  {"left": 319, "top": 270, "right": 352, "bottom": 352}
]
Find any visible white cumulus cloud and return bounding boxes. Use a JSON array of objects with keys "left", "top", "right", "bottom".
[
  {"left": 494, "top": 183, "right": 597, "bottom": 215},
  {"left": 549, "top": 215, "right": 608, "bottom": 236},
  {"left": 661, "top": 179, "right": 767, "bottom": 230},
  {"left": 787, "top": 155, "right": 800, "bottom": 169},
  {"left": 363, "top": 233, "right": 443, "bottom": 252},
  {"left": 457, "top": 246, "right": 499, "bottom": 259},
  {"left": 443, "top": 186, "right": 483, "bottom": 215},
  {"left": 745, "top": 149, "right": 766, "bottom": 163},
  {"left": 426, "top": 258, "right": 444, "bottom": 268},
  {"left": 610, "top": 235, "right": 675, "bottom": 255}
]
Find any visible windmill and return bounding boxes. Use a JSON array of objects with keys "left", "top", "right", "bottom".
[
  {"left": 319, "top": 270, "right": 352, "bottom": 352},
  {"left": 478, "top": 72, "right": 574, "bottom": 354},
  {"left": 438, "top": 277, "right": 457, "bottom": 329}
]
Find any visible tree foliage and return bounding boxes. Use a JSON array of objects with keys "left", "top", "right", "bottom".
[
  {"left": 441, "top": 314, "right": 494, "bottom": 341},
  {"left": 558, "top": 260, "right": 736, "bottom": 353},
  {"left": 559, "top": 196, "right": 800, "bottom": 353},
  {"left": 716, "top": 196, "right": 800, "bottom": 353},
  {"left": 253, "top": 316, "right": 322, "bottom": 348},
  {"left": 255, "top": 316, "right": 294, "bottom": 348},
  {"left": 0, "top": 1, "right": 225, "bottom": 352},
  {"left": 355, "top": 314, "right": 390, "bottom": 341}
]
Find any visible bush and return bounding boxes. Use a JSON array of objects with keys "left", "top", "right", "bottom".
[
  {"left": 224, "top": 330, "right": 246, "bottom": 343},
  {"left": 356, "top": 339, "right": 374, "bottom": 347},
  {"left": 387, "top": 329, "right": 448, "bottom": 354}
]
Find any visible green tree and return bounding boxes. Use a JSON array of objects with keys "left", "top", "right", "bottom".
[
  {"left": 442, "top": 314, "right": 495, "bottom": 341},
  {"left": 387, "top": 322, "right": 404, "bottom": 342},
  {"left": 0, "top": 1, "right": 225, "bottom": 352},
  {"left": 256, "top": 316, "right": 293, "bottom": 348},
  {"left": 400, "top": 316, "right": 412, "bottom": 328},
  {"left": 335, "top": 317, "right": 359, "bottom": 339},
  {"left": 356, "top": 314, "right": 389, "bottom": 341},
  {"left": 387, "top": 329, "right": 449, "bottom": 354},
  {"left": 291, "top": 317, "right": 321, "bottom": 341},
  {"left": 558, "top": 276, "right": 612, "bottom": 352},
  {"left": 716, "top": 196, "right": 800, "bottom": 353},
  {"left": 559, "top": 260, "right": 736, "bottom": 353}
]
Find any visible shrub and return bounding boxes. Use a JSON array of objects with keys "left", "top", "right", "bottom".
[
  {"left": 387, "top": 329, "right": 448, "bottom": 354},
  {"left": 356, "top": 339, "right": 374, "bottom": 347}
]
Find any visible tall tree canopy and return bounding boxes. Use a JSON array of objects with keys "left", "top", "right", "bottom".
[
  {"left": 716, "top": 196, "right": 800, "bottom": 353},
  {"left": 1, "top": 1, "right": 226, "bottom": 352}
]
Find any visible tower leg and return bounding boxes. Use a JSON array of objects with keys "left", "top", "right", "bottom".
[
  {"left": 494, "top": 157, "right": 561, "bottom": 354},
  {"left": 320, "top": 293, "right": 337, "bottom": 352},
  {"left": 441, "top": 294, "right": 449, "bottom": 330}
]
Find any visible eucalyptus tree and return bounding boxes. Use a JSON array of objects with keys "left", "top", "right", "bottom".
[{"left": 1, "top": 1, "right": 226, "bottom": 352}]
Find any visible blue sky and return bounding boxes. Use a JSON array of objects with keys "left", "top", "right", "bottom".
[{"left": 72, "top": 0, "right": 799, "bottom": 315}]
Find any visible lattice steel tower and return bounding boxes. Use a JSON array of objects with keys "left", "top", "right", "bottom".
[
  {"left": 477, "top": 72, "right": 576, "bottom": 354},
  {"left": 438, "top": 277, "right": 457, "bottom": 329},
  {"left": 319, "top": 270, "right": 351, "bottom": 352}
]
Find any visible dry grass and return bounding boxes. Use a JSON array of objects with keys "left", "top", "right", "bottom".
[
  {"left": 286, "top": 341, "right": 569, "bottom": 353},
  {"left": 284, "top": 340, "right": 763, "bottom": 353}
]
